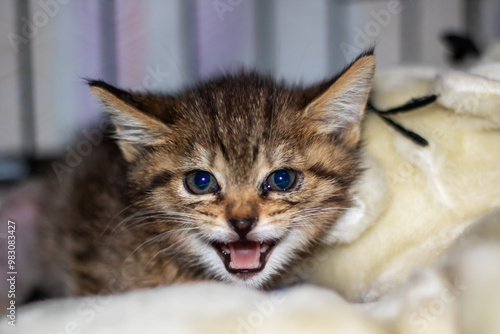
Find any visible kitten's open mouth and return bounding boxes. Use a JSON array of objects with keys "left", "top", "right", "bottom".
[{"left": 212, "top": 240, "right": 277, "bottom": 275}]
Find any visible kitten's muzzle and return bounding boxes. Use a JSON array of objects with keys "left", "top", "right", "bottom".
[
  {"left": 212, "top": 239, "right": 278, "bottom": 276},
  {"left": 212, "top": 216, "right": 278, "bottom": 277}
]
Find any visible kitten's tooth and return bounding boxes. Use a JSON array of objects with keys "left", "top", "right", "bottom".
[{"left": 220, "top": 243, "right": 231, "bottom": 254}]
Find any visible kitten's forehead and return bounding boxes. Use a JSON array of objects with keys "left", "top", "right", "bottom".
[{"left": 177, "top": 74, "right": 300, "bottom": 169}]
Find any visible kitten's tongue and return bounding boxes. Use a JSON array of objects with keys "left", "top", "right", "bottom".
[{"left": 228, "top": 241, "right": 261, "bottom": 270}]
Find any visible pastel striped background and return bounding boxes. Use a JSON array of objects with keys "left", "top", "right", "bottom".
[{"left": 1, "top": 0, "right": 499, "bottom": 160}]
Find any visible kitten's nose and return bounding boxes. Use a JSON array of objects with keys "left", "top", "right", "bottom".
[{"left": 228, "top": 217, "right": 257, "bottom": 239}]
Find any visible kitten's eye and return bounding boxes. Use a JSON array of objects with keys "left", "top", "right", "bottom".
[
  {"left": 263, "top": 169, "right": 296, "bottom": 192},
  {"left": 185, "top": 171, "right": 219, "bottom": 195}
]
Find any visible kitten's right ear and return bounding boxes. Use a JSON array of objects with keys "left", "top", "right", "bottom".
[{"left": 88, "top": 80, "right": 171, "bottom": 161}]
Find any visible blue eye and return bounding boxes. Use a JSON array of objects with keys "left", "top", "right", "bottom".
[
  {"left": 264, "top": 169, "right": 296, "bottom": 192},
  {"left": 185, "top": 171, "right": 219, "bottom": 194}
]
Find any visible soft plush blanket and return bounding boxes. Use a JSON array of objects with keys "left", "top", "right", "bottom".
[{"left": 2, "top": 61, "right": 500, "bottom": 334}]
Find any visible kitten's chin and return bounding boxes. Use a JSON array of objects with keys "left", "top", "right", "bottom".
[{"left": 211, "top": 240, "right": 278, "bottom": 278}]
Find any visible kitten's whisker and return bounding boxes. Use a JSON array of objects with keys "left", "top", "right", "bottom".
[
  {"left": 158, "top": 209, "right": 199, "bottom": 218},
  {"left": 111, "top": 212, "right": 168, "bottom": 234},
  {"left": 112, "top": 210, "right": 199, "bottom": 234},
  {"left": 143, "top": 236, "right": 189, "bottom": 269},
  {"left": 129, "top": 210, "right": 199, "bottom": 219},
  {"left": 123, "top": 227, "right": 198, "bottom": 266},
  {"left": 127, "top": 212, "right": 199, "bottom": 223},
  {"left": 291, "top": 206, "right": 352, "bottom": 214},
  {"left": 130, "top": 219, "right": 198, "bottom": 230},
  {"left": 107, "top": 212, "right": 188, "bottom": 249},
  {"left": 107, "top": 212, "right": 199, "bottom": 252},
  {"left": 290, "top": 215, "right": 337, "bottom": 222},
  {"left": 100, "top": 199, "right": 148, "bottom": 236},
  {"left": 106, "top": 214, "right": 164, "bottom": 250},
  {"left": 289, "top": 221, "right": 324, "bottom": 226},
  {"left": 165, "top": 203, "right": 211, "bottom": 215},
  {"left": 117, "top": 218, "right": 197, "bottom": 236},
  {"left": 289, "top": 207, "right": 368, "bottom": 221},
  {"left": 269, "top": 207, "right": 341, "bottom": 220},
  {"left": 292, "top": 206, "right": 376, "bottom": 218},
  {"left": 290, "top": 210, "right": 344, "bottom": 220},
  {"left": 290, "top": 209, "right": 335, "bottom": 217}
]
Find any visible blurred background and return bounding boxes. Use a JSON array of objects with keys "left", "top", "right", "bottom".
[{"left": 0, "top": 0, "right": 500, "bottom": 183}]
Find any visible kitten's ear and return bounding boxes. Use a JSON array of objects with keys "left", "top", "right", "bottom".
[
  {"left": 88, "top": 80, "right": 170, "bottom": 161},
  {"left": 305, "top": 51, "right": 375, "bottom": 145}
]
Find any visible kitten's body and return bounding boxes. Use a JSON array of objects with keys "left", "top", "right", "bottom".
[
  {"left": 39, "top": 138, "right": 201, "bottom": 296},
  {"left": 38, "top": 52, "right": 375, "bottom": 297}
]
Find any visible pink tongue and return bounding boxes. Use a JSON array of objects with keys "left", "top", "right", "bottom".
[{"left": 228, "top": 241, "right": 261, "bottom": 269}]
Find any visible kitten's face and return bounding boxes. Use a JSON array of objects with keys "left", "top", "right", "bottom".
[{"left": 90, "top": 53, "right": 375, "bottom": 288}]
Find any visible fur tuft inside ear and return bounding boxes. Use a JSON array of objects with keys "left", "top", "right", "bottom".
[
  {"left": 88, "top": 81, "right": 170, "bottom": 161},
  {"left": 305, "top": 51, "right": 376, "bottom": 144}
]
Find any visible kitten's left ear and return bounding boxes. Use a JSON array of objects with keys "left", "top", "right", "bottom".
[
  {"left": 305, "top": 51, "right": 375, "bottom": 145},
  {"left": 88, "top": 80, "right": 171, "bottom": 161}
]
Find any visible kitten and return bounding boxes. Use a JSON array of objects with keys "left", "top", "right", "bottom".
[{"left": 37, "top": 51, "right": 375, "bottom": 297}]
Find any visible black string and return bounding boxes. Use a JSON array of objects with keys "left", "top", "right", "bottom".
[
  {"left": 377, "top": 114, "right": 430, "bottom": 146},
  {"left": 367, "top": 94, "right": 438, "bottom": 147},
  {"left": 370, "top": 95, "right": 438, "bottom": 115}
]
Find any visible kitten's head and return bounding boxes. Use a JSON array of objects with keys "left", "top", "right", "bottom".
[{"left": 90, "top": 51, "right": 375, "bottom": 288}]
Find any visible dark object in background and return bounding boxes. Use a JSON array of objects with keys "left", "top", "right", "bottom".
[
  {"left": 441, "top": 33, "right": 481, "bottom": 64},
  {"left": 368, "top": 95, "right": 438, "bottom": 147},
  {"left": 0, "top": 156, "right": 59, "bottom": 185},
  {"left": 23, "top": 286, "right": 52, "bottom": 304}
]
